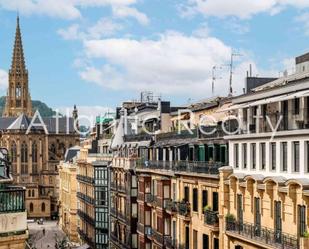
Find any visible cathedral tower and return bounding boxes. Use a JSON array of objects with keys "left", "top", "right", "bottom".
[{"left": 3, "top": 16, "right": 32, "bottom": 117}]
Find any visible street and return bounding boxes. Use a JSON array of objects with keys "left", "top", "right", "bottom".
[{"left": 28, "top": 221, "right": 66, "bottom": 249}]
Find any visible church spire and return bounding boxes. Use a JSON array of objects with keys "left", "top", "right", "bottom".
[
  {"left": 11, "top": 15, "right": 26, "bottom": 73},
  {"left": 3, "top": 16, "right": 32, "bottom": 117}
]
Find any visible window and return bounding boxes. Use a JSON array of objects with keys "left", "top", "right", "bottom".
[
  {"left": 251, "top": 143, "right": 256, "bottom": 169},
  {"left": 32, "top": 142, "right": 38, "bottom": 174},
  {"left": 21, "top": 142, "right": 28, "bottom": 174},
  {"left": 193, "top": 188, "right": 198, "bottom": 212},
  {"left": 293, "top": 141, "right": 300, "bottom": 172},
  {"left": 202, "top": 190, "right": 208, "bottom": 213},
  {"left": 203, "top": 234, "right": 209, "bottom": 249},
  {"left": 41, "top": 202, "right": 46, "bottom": 212},
  {"left": 214, "top": 238, "right": 219, "bottom": 249},
  {"left": 298, "top": 205, "right": 306, "bottom": 237},
  {"left": 193, "top": 230, "right": 198, "bottom": 249},
  {"left": 213, "top": 192, "right": 218, "bottom": 212},
  {"left": 28, "top": 190, "right": 31, "bottom": 197},
  {"left": 237, "top": 194, "right": 243, "bottom": 224},
  {"left": 271, "top": 142, "right": 276, "bottom": 171},
  {"left": 234, "top": 144, "right": 239, "bottom": 168},
  {"left": 282, "top": 142, "right": 287, "bottom": 172},
  {"left": 30, "top": 203, "right": 33, "bottom": 212},
  {"left": 274, "top": 201, "right": 282, "bottom": 243},
  {"left": 184, "top": 186, "right": 189, "bottom": 202},
  {"left": 254, "top": 198, "right": 261, "bottom": 236},
  {"left": 242, "top": 144, "right": 247, "bottom": 169},
  {"left": 260, "top": 143, "right": 266, "bottom": 170},
  {"left": 293, "top": 98, "right": 300, "bottom": 115}
]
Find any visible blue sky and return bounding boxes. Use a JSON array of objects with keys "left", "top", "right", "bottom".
[{"left": 0, "top": 0, "right": 309, "bottom": 116}]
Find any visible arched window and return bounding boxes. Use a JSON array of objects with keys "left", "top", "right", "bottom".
[
  {"left": 41, "top": 202, "right": 45, "bottom": 212},
  {"left": 32, "top": 142, "right": 38, "bottom": 174},
  {"left": 16, "top": 84, "right": 21, "bottom": 98},
  {"left": 21, "top": 142, "right": 28, "bottom": 174},
  {"left": 32, "top": 189, "right": 35, "bottom": 197},
  {"left": 28, "top": 189, "right": 31, "bottom": 197},
  {"left": 29, "top": 203, "right": 33, "bottom": 212},
  {"left": 49, "top": 144, "right": 56, "bottom": 160},
  {"left": 21, "top": 142, "right": 28, "bottom": 163}
]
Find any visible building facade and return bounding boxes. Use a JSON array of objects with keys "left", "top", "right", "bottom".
[
  {"left": 0, "top": 148, "right": 28, "bottom": 249},
  {"left": 220, "top": 54, "right": 309, "bottom": 249},
  {"left": 58, "top": 146, "right": 80, "bottom": 243},
  {"left": 0, "top": 17, "right": 80, "bottom": 219},
  {"left": 77, "top": 141, "right": 111, "bottom": 249}
]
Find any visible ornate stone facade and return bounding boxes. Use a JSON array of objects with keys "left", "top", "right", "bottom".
[{"left": 0, "top": 17, "right": 80, "bottom": 219}]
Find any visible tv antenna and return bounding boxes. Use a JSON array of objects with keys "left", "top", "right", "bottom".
[{"left": 228, "top": 52, "right": 242, "bottom": 97}]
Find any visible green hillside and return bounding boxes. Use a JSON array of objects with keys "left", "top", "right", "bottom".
[{"left": 0, "top": 96, "right": 56, "bottom": 117}]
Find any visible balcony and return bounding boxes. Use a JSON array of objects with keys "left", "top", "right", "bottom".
[
  {"left": 77, "top": 210, "right": 95, "bottom": 226},
  {"left": 226, "top": 219, "right": 299, "bottom": 249},
  {"left": 110, "top": 231, "right": 131, "bottom": 249},
  {"left": 76, "top": 174, "right": 94, "bottom": 184},
  {"left": 165, "top": 200, "right": 178, "bottom": 214},
  {"left": 77, "top": 227, "right": 95, "bottom": 248},
  {"left": 153, "top": 229, "right": 164, "bottom": 245},
  {"left": 145, "top": 193, "right": 154, "bottom": 206},
  {"left": 124, "top": 133, "right": 152, "bottom": 142},
  {"left": 177, "top": 202, "right": 191, "bottom": 220},
  {"left": 77, "top": 192, "right": 94, "bottom": 205},
  {"left": 164, "top": 236, "right": 177, "bottom": 249},
  {"left": 137, "top": 160, "right": 222, "bottom": 175},
  {"left": 204, "top": 210, "right": 219, "bottom": 229},
  {"left": 0, "top": 186, "right": 25, "bottom": 213}
]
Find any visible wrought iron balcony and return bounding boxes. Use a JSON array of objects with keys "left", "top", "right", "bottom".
[
  {"left": 204, "top": 210, "right": 219, "bottom": 227},
  {"left": 145, "top": 193, "right": 154, "bottom": 205},
  {"left": 164, "top": 236, "right": 177, "bottom": 249},
  {"left": 137, "top": 192, "right": 145, "bottom": 202},
  {"left": 226, "top": 219, "right": 299, "bottom": 249},
  {"left": 0, "top": 186, "right": 25, "bottom": 213},
  {"left": 153, "top": 229, "right": 164, "bottom": 245},
  {"left": 177, "top": 202, "right": 191, "bottom": 218},
  {"left": 137, "top": 160, "right": 222, "bottom": 175},
  {"left": 77, "top": 227, "right": 95, "bottom": 248},
  {"left": 165, "top": 199, "right": 178, "bottom": 214},
  {"left": 77, "top": 209, "right": 95, "bottom": 226},
  {"left": 76, "top": 174, "right": 94, "bottom": 184},
  {"left": 77, "top": 192, "right": 94, "bottom": 205}
]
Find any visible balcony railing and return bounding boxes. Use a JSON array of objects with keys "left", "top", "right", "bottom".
[
  {"left": 77, "top": 192, "right": 94, "bottom": 205},
  {"left": 76, "top": 174, "right": 94, "bottom": 184},
  {"left": 145, "top": 193, "right": 154, "bottom": 205},
  {"left": 226, "top": 219, "right": 299, "bottom": 249},
  {"left": 124, "top": 133, "right": 153, "bottom": 142},
  {"left": 137, "top": 160, "right": 222, "bottom": 175},
  {"left": 164, "top": 236, "right": 177, "bottom": 248},
  {"left": 77, "top": 209, "right": 95, "bottom": 226},
  {"left": 165, "top": 199, "right": 178, "bottom": 213},
  {"left": 153, "top": 229, "right": 163, "bottom": 245},
  {"left": 177, "top": 202, "right": 191, "bottom": 217},
  {"left": 204, "top": 210, "right": 219, "bottom": 226},
  {"left": 77, "top": 227, "right": 95, "bottom": 248},
  {"left": 0, "top": 186, "right": 25, "bottom": 213}
]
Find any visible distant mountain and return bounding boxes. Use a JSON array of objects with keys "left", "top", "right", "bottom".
[{"left": 0, "top": 96, "right": 57, "bottom": 117}]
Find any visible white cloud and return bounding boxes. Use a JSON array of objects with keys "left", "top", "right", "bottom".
[
  {"left": 0, "top": 0, "right": 148, "bottom": 23},
  {"left": 0, "top": 69, "right": 8, "bottom": 90},
  {"left": 58, "top": 18, "right": 123, "bottom": 40},
  {"left": 111, "top": 5, "right": 149, "bottom": 25},
  {"left": 78, "top": 31, "right": 266, "bottom": 98},
  {"left": 183, "top": 0, "right": 309, "bottom": 19}
]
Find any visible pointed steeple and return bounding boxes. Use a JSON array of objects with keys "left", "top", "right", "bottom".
[
  {"left": 11, "top": 15, "right": 26, "bottom": 73},
  {"left": 3, "top": 16, "right": 32, "bottom": 117}
]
